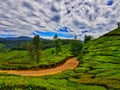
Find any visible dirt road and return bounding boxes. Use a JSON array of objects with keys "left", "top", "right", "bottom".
[{"left": 0, "top": 57, "right": 79, "bottom": 76}]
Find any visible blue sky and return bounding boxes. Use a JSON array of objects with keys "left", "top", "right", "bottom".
[
  {"left": 0, "top": 34, "right": 15, "bottom": 37},
  {"left": 33, "top": 30, "right": 74, "bottom": 39},
  {"left": 0, "top": 0, "right": 120, "bottom": 39},
  {"left": 107, "top": 0, "right": 114, "bottom": 6},
  {"left": 33, "top": 27, "right": 74, "bottom": 39}
]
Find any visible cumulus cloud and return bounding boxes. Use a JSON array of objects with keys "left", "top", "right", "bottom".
[{"left": 0, "top": 0, "right": 120, "bottom": 39}]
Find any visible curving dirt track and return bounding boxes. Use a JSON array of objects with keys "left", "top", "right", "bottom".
[{"left": 0, "top": 57, "right": 79, "bottom": 76}]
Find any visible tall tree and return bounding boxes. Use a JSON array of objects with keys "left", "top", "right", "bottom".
[
  {"left": 27, "top": 43, "right": 35, "bottom": 62},
  {"left": 70, "top": 40, "right": 83, "bottom": 56},
  {"left": 84, "top": 35, "right": 93, "bottom": 43},
  {"left": 32, "top": 35, "right": 41, "bottom": 63},
  {"left": 54, "top": 34, "right": 58, "bottom": 40},
  {"left": 27, "top": 35, "right": 41, "bottom": 64},
  {"left": 117, "top": 22, "right": 120, "bottom": 28},
  {"left": 53, "top": 34, "right": 62, "bottom": 54}
]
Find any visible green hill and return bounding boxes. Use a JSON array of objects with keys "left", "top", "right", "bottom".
[
  {"left": 0, "top": 43, "right": 4, "bottom": 50},
  {"left": 82, "top": 28, "right": 120, "bottom": 65},
  {"left": 77, "top": 28, "right": 120, "bottom": 89},
  {"left": 0, "top": 44, "right": 72, "bottom": 70}
]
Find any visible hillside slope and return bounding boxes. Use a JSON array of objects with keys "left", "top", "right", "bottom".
[
  {"left": 82, "top": 28, "right": 120, "bottom": 65},
  {"left": 79, "top": 28, "right": 120, "bottom": 89},
  {"left": 0, "top": 45, "right": 72, "bottom": 70}
]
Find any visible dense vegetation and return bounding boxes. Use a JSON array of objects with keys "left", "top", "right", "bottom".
[
  {"left": 0, "top": 37, "right": 72, "bottom": 50},
  {"left": 0, "top": 44, "right": 73, "bottom": 70},
  {"left": 27, "top": 35, "right": 41, "bottom": 64},
  {"left": 0, "top": 28, "right": 120, "bottom": 89},
  {"left": 0, "top": 35, "right": 83, "bottom": 70},
  {"left": 70, "top": 40, "right": 83, "bottom": 56},
  {"left": 77, "top": 28, "right": 120, "bottom": 89}
]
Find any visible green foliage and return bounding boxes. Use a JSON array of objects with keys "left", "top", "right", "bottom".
[
  {"left": 26, "top": 43, "right": 35, "bottom": 62},
  {"left": 77, "top": 28, "right": 120, "bottom": 89},
  {"left": 32, "top": 35, "right": 41, "bottom": 63},
  {"left": 27, "top": 35, "right": 41, "bottom": 64},
  {"left": 0, "top": 72, "right": 107, "bottom": 90},
  {"left": 84, "top": 35, "right": 93, "bottom": 43},
  {"left": 53, "top": 34, "right": 58, "bottom": 40},
  {"left": 0, "top": 43, "right": 4, "bottom": 48},
  {"left": 54, "top": 34, "right": 62, "bottom": 54},
  {"left": 0, "top": 45, "right": 71, "bottom": 70},
  {"left": 103, "top": 28, "right": 120, "bottom": 36},
  {"left": 0, "top": 43, "right": 4, "bottom": 52},
  {"left": 70, "top": 40, "right": 83, "bottom": 56}
]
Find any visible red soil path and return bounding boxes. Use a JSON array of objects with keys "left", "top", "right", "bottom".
[{"left": 0, "top": 57, "right": 79, "bottom": 76}]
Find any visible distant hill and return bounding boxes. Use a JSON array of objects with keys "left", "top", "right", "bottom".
[
  {"left": 0, "top": 36, "right": 53, "bottom": 41},
  {"left": 0, "top": 36, "right": 32, "bottom": 41},
  {"left": 0, "top": 36, "right": 72, "bottom": 50}
]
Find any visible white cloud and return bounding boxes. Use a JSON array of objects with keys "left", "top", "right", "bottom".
[{"left": 0, "top": 0, "right": 120, "bottom": 39}]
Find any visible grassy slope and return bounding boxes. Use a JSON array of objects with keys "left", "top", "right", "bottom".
[
  {"left": 0, "top": 43, "right": 4, "bottom": 50},
  {"left": 0, "top": 28, "right": 120, "bottom": 90},
  {"left": 77, "top": 28, "right": 120, "bottom": 89},
  {"left": 0, "top": 44, "right": 72, "bottom": 69}
]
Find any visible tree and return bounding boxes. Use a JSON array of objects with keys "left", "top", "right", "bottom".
[
  {"left": 27, "top": 43, "right": 35, "bottom": 62},
  {"left": 27, "top": 35, "right": 41, "bottom": 64},
  {"left": 56, "top": 38, "right": 62, "bottom": 54},
  {"left": 32, "top": 35, "right": 41, "bottom": 63},
  {"left": 54, "top": 34, "right": 58, "bottom": 40},
  {"left": 84, "top": 35, "right": 93, "bottom": 43},
  {"left": 117, "top": 22, "right": 120, "bottom": 28},
  {"left": 70, "top": 40, "right": 83, "bottom": 56},
  {"left": 53, "top": 34, "right": 62, "bottom": 54},
  {"left": 74, "top": 35, "right": 77, "bottom": 40}
]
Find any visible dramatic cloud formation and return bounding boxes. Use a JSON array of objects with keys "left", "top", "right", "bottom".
[{"left": 0, "top": 0, "right": 120, "bottom": 39}]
